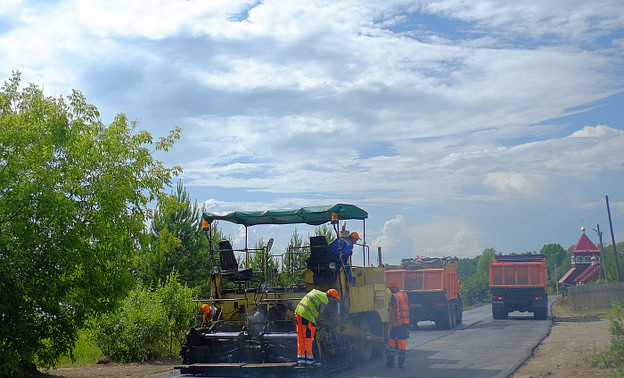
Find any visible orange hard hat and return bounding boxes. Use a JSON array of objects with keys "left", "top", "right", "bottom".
[
  {"left": 350, "top": 232, "right": 360, "bottom": 240},
  {"left": 326, "top": 288, "right": 341, "bottom": 300},
  {"left": 202, "top": 304, "right": 211, "bottom": 314},
  {"left": 388, "top": 282, "right": 400, "bottom": 289}
]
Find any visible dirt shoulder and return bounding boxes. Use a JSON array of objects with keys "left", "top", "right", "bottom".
[
  {"left": 45, "top": 355, "right": 180, "bottom": 378},
  {"left": 512, "top": 296, "right": 614, "bottom": 378}
]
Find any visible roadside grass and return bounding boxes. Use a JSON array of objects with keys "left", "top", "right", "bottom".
[
  {"left": 56, "top": 330, "right": 103, "bottom": 367},
  {"left": 591, "top": 302, "right": 624, "bottom": 376},
  {"left": 555, "top": 295, "right": 615, "bottom": 318},
  {"left": 53, "top": 330, "right": 182, "bottom": 368}
]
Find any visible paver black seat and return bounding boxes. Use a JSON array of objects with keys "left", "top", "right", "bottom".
[
  {"left": 307, "top": 236, "right": 333, "bottom": 269},
  {"left": 219, "top": 240, "right": 252, "bottom": 282}
]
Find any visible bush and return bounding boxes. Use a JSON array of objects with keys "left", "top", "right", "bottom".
[
  {"left": 153, "top": 273, "right": 196, "bottom": 354},
  {"left": 87, "top": 272, "right": 196, "bottom": 363},
  {"left": 593, "top": 302, "right": 624, "bottom": 372},
  {"left": 88, "top": 287, "right": 169, "bottom": 363},
  {"left": 461, "top": 273, "right": 491, "bottom": 306}
]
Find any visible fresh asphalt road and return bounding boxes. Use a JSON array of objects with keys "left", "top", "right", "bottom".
[{"left": 332, "top": 296, "right": 557, "bottom": 378}]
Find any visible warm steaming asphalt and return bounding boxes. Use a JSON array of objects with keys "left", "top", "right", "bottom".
[{"left": 333, "top": 296, "right": 556, "bottom": 378}]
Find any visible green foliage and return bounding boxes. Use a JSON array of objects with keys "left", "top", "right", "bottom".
[
  {"left": 477, "top": 248, "right": 497, "bottom": 274},
  {"left": 88, "top": 286, "right": 169, "bottom": 363},
  {"left": 281, "top": 228, "right": 310, "bottom": 285},
  {"left": 248, "top": 238, "right": 280, "bottom": 287},
  {"left": 0, "top": 72, "right": 180, "bottom": 375},
  {"left": 593, "top": 302, "right": 624, "bottom": 372},
  {"left": 539, "top": 243, "right": 571, "bottom": 290},
  {"left": 315, "top": 224, "right": 335, "bottom": 243},
  {"left": 153, "top": 272, "right": 196, "bottom": 354},
  {"left": 88, "top": 273, "right": 195, "bottom": 363},
  {"left": 56, "top": 331, "right": 102, "bottom": 367},
  {"left": 602, "top": 242, "right": 624, "bottom": 283},
  {"left": 460, "top": 248, "right": 497, "bottom": 306},
  {"left": 461, "top": 273, "right": 491, "bottom": 306},
  {"left": 137, "top": 181, "right": 216, "bottom": 296},
  {"left": 457, "top": 257, "right": 478, "bottom": 280}
]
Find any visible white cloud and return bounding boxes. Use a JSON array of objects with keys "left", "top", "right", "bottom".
[
  {"left": 484, "top": 172, "right": 540, "bottom": 195},
  {"left": 422, "top": 0, "right": 624, "bottom": 41},
  {"left": 1, "top": 0, "right": 623, "bottom": 257},
  {"left": 372, "top": 214, "right": 486, "bottom": 264}
]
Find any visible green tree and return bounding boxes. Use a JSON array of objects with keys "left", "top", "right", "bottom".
[
  {"left": 0, "top": 73, "right": 180, "bottom": 376},
  {"left": 460, "top": 248, "right": 497, "bottom": 306},
  {"left": 153, "top": 271, "right": 196, "bottom": 354},
  {"left": 248, "top": 238, "right": 280, "bottom": 287},
  {"left": 315, "top": 224, "right": 335, "bottom": 243},
  {"left": 138, "top": 180, "right": 214, "bottom": 295},
  {"left": 603, "top": 242, "right": 624, "bottom": 283},
  {"left": 539, "top": 243, "right": 570, "bottom": 289},
  {"left": 457, "top": 257, "right": 478, "bottom": 281},
  {"left": 477, "top": 248, "right": 497, "bottom": 274},
  {"left": 282, "top": 228, "right": 310, "bottom": 285}
]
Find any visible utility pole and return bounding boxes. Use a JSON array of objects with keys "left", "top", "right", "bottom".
[
  {"left": 594, "top": 224, "right": 609, "bottom": 282},
  {"left": 606, "top": 195, "right": 621, "bottom": 282}
]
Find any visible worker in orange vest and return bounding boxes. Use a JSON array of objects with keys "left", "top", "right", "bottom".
[
  {"left": 201, "top": 303, "right": 216, "bottom": 326},
  {"left": 386, "top": 282, "right": 409, "bottom": 368}
]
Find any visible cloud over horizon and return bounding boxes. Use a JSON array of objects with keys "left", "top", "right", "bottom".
[{"left": 2, "top": 0, "right": 623, "bottom": 263}]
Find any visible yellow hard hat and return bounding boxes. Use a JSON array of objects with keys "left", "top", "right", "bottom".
[
  {"left": 326, "top": 288, "right": 341, "bottom": 300},
  {"left": 350, "top": 232, "right": 360, "bottom": 240}
]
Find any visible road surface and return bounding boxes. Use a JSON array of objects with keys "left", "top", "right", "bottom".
[{"left": 332, "top": 296, "right": 556, "bottom": 378}]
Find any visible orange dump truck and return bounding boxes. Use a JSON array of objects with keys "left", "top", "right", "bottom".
[
  {"left": 385, "top": 257, "right": 462, "bottom": 329},
  {"left": 489, "top": 254, "right": 548, "bottom": 320}
]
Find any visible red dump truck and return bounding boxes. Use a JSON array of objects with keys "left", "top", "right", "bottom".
[
  {"left": 385, "top": 257, "right": 462, "bottom": 329},
  {"left": 489, "top": 254, "right": 548, "bottom": 320}
]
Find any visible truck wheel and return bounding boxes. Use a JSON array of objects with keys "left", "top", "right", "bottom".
[
  {"left": 435, "top": 307, "right": 452, "bottom": 329},
  {"left": 534, "top": 306, "right": 548, "bottom": 320},
  {"left": 492, "top": 305, "right": 506, "bottom": 320},
  {"left": 450, "top": 303, "right": 457, "bottom": 328}
]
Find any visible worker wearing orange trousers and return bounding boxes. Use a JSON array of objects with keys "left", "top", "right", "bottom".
[
  {"left": 295, "top": 288, "right": 340, "bottom": 366},
  {"left": 386, "top": 282, "right": 409, "bottom": 368}
]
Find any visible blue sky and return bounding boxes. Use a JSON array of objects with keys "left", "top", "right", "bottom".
[{"left": 1, "top": 0, "right": 623, "bottom": 264}]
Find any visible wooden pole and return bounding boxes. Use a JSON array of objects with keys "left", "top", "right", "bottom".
[{"left": 606, "top": 195, "right": 621, "bottom": 282}]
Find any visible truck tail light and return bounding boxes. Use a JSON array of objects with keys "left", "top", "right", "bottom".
[
  {"left": 497, "top": 296, "right": 503, "bottom": 300},
  {"left": 535, "top": 296, "right": 541, "bottom": 300}
]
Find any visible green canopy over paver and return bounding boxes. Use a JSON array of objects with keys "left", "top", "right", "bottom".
[{"left": 202, "top": 204, "right": 367, "bottom": 227}]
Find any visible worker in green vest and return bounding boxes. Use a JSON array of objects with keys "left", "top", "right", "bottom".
[{"left": 295, "top": 288, "right": 341, "bottom": 366}]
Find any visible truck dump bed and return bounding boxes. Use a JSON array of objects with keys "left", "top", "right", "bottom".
[
  {"left": 489, "top": 254, "right": 548, "bottom": 320},
  {"left": 385, "top": 257, "right": 460, "bottom": 300},
  {"left": 489, "top": 255, "right": 547, "bottom": 289},
  {"left": 385, "top": 257, "right": 462, "bottom": 329}
]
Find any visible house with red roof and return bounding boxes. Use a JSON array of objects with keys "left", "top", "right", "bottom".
[{"left": 558, "top": 227, "right": 603, "bottom": 286}]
